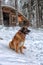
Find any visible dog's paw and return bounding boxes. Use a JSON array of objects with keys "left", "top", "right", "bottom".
[{"left": 23, "top": 46, "right": 26, "bottom": 49}]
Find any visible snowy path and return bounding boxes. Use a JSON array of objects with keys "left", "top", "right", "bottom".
[{"left": 0, "top": 26, "right": 43, "bottom": 65}]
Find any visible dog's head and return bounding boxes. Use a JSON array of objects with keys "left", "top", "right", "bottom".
[{"left": 20, "top": 26, "right": 30, "bottom": 35}]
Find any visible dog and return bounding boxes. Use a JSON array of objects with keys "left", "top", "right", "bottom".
[{"left": 9, "top": 26, "right": 30, "bottom": 53}]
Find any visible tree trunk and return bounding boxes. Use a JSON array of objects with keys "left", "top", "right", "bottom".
[
  {"left": 36, "top": 0, "right": 40, "bottom": 28},
  {"left": 15, "top": 0, "right": 18, "bottom": 25},
  {"left": 0, "top": 0, "right": 3, "bottom": 25},
  {"left": 29, "top": 0, "right": 31, "bottom": 22}
]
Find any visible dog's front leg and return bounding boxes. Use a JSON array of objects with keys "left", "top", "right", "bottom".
[
  {"left": 20, "top": 46, "right": 23, "bottom": 53},
  {"left": 22, "top": 41, "right": 26, "bottom": 49}
]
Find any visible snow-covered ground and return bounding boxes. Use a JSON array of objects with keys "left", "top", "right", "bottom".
[{"left": 0, "top": 25, "right": 43, "bottom": 65}]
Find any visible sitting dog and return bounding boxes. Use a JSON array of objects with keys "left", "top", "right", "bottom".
[{"left": 9, "top": 26, "right": 30, "bottom": 53}]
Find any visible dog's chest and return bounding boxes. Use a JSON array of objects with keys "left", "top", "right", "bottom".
[{"left": 19, "top": 42, "right": 24, "bottom": 47}]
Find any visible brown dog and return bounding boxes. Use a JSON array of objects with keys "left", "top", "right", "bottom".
[{"left": 9, "top": 26, "right": 30, "bottom": 53}]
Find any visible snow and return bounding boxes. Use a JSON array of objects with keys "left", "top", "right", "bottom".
[{"left": 0, "top": 25, "right": 43, "bottom": 65}]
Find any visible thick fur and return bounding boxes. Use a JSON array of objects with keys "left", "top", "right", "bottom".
[{"left": 9, "top": 27, "right": 30, "bottom": 53}]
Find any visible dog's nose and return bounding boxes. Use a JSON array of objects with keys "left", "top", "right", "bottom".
[{"left": 28, "top": 30, "right": 30, "bottom": 32}]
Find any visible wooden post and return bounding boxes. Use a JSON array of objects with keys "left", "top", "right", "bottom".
[{"left": 0, "top": 0, "right": 3, "bottom": 25}]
